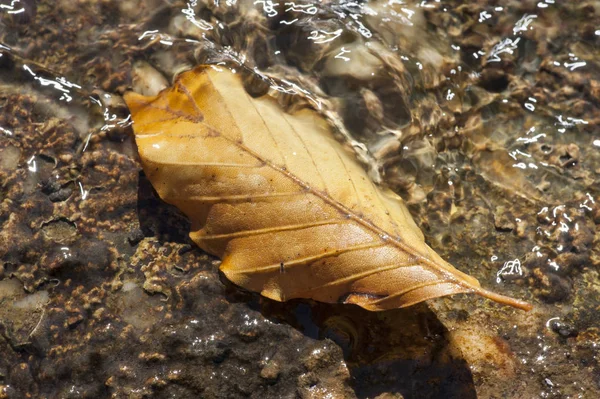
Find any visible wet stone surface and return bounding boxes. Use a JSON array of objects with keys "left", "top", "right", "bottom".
[{"left": 1, "top": 0, "right": 600, "bottom": 398}]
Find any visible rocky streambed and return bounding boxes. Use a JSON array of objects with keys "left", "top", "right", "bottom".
[{"left": 0, "top": 1, "right": 599, "bottom": 398}]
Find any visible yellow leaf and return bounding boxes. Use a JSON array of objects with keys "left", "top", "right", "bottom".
[{"left": 124, "top": 66, "right": 531, "bottom": 312}]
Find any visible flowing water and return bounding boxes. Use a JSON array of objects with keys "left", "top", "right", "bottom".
[{"left": 0, "top": 1, "right": 599, "bottom": 398}]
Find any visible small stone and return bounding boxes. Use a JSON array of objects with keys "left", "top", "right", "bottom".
[
  {"left": 260, "top": 360, "right": 280, "bottom": 382},
  {"left": 138, "top": 352, "right": 166, "bottom": 362},
  {"left": 40, "top": 179, "right": 61, "bottom": 195},
  {"left": 58, "top": 154, "right": 73, "bottom": 163},
  {"left": 549, "top": 320, "right": 578, "bottom": 338},
  {"left": 494, "top": 207, "right": 515, "bottom": 232},
  {"left": 66, "top": 314, "right": 84, "bottom": 329},
  {"left": 131, "top": 61, "right": 168, "bottom": 97},
  {"left": 145, "top": 376, "right": 167, "bottom": 387},
  {"left": 48, "top": 188, "right": 72, "bottom": 202},
  {"left": 127, "top": 228, "right": 145, "bottom": 246}
]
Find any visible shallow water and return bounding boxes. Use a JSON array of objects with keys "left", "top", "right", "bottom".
[{"left": 0, "top": 1, "right": 599, "bottom": 398}]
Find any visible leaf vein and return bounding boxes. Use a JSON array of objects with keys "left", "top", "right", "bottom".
[
  {"left": 200, "top": 219, "right": 347, "bottom": 241},
  {"left": 235, "top": 241, "right": 385, "bottom": 274},
  {"left": 302, "top": 263, "right": 420, "bottom": 292},
  {"left": 370, "top": 279, "right": 448, "bottom": 305},
  {"left": 173, "top": 191, "right": 303, "bottom": 204}
]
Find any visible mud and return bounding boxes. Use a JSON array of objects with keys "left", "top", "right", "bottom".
[{"left": 1, "top": 1, "right": 599, "bottom": 398}]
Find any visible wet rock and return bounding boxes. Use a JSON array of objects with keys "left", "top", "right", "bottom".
[
  {"left": 131, "top": 60, "right": 169, "bottom": 97},
  {"left": 8, "top": 364, "right": 34, "bottom": 395},
  {"left": 41, "top": 177, "right": 73, "bottom": 202},
  {"left": 323, "top": 42, "right": 383, "bottom": 81},
  {"left": 531, "top": 268, "right": 572, "bottom": 303},
  {"left": 114, "top": 281, "right": 165, "bottom": 331},
  {"left": 548, "top": 319, "right": 578, "bottom": 338},
  {"left": 448, "top": 327, "right": 516, "bottom": 377},
  {"left": 1, "top": 1, "right": 600, "bottom": 398},
  {"left": 260, "top": 359, "right": 280, "bottom": 382},
  {"left": 126, "top": 227, "right": 145, "bottom": 246},
  {"left": 494, "top": 207, "right": 515, "bottom": 232}
]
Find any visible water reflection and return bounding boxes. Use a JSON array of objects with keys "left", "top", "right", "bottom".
[{"left": 0, "top": 0, "right": 599, "bottom": 397}]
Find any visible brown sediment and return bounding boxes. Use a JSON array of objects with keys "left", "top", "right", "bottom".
[{"left": 0, "top": 1, "right": 598, "bottom": 398}]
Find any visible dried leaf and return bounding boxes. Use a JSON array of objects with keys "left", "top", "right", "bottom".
[{"left": 124, "top": 66, "right": 531, "bottom": 311}]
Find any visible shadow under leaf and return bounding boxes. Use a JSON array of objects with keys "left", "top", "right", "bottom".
[{"left": 232, "top": 285, "right": 476, "bottom": 399}]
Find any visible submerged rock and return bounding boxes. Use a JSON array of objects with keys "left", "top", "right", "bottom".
[{"left": 0, "top": 0, "right": 599, "bottom": 398}]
